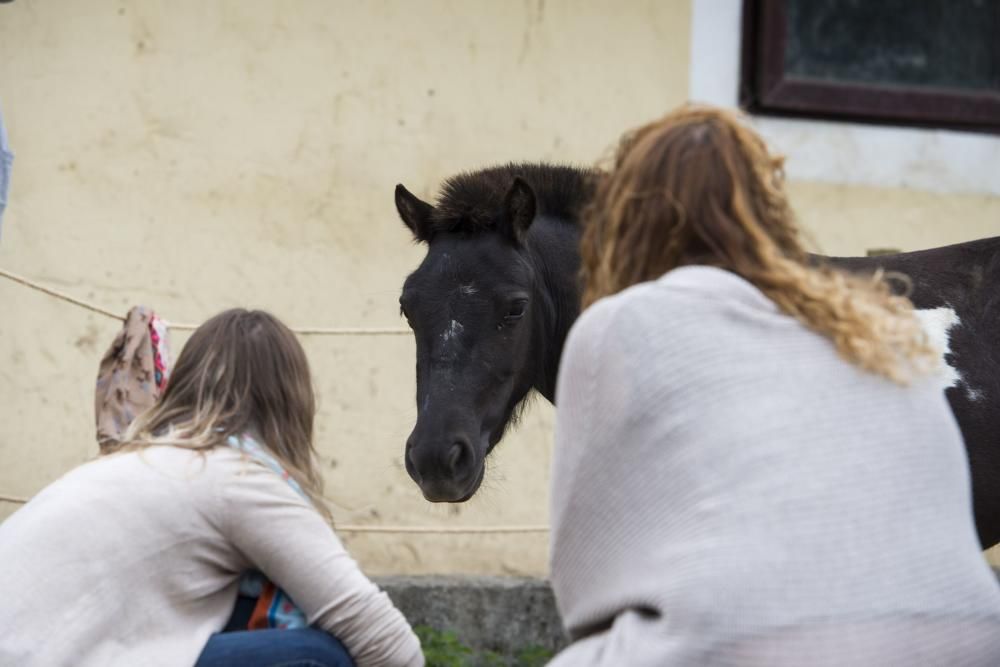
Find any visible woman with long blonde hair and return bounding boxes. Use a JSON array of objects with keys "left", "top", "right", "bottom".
[
  {"left": 0, "top": 309, "right": 423, "bottom": 667},
  {"left": 547, "top": 106, "right": 1000, "bottom": 666}
]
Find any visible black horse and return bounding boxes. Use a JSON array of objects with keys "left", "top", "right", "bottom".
[{"left": 395, "top": 163, "right": 1000, "bottom": 548}]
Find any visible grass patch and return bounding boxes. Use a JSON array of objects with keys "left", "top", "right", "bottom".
[{"left": 415, "top": 625, "right": 554, "bottom": 667}]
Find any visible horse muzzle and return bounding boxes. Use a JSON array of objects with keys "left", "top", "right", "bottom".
[{"left": 405, "top": 432, "right": 486, "bottom": 502}]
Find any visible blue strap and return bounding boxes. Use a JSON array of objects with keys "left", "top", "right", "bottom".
[{"left": 0, "top": 100, "right": 13, "bottom": 240}]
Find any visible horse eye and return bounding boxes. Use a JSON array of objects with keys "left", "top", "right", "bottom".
[{"left": 505, "top": 300, "right": 527, "bottom": 320}]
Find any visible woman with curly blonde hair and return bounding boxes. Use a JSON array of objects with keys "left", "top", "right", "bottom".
[{"left": 547, "top": 106, "right": 1000, "bottom": 666}]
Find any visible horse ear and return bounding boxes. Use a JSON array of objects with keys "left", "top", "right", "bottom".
[
  {"left": 500, "top": 176, "right": 537, "bottom": 244},
  {"left": 395, "top": 184, "right": 434, "bottom": 242}
]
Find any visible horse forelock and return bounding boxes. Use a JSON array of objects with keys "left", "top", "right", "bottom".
[{"left": 430, "top": 162, "right": 598, "bottom": 235}]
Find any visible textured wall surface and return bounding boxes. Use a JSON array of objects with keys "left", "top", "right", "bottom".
[
  {"left": 1, "top": 0, "right": 997, "bottom": 575},
  {"left": 0, "top": 0, "right": 691, "bottom": 575}
]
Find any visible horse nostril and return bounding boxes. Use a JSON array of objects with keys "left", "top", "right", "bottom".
[
  {"left": 405, "top": 440, "right": 421, "bottom": 483},
  {"left": 447, "top": 440, "right": 474, "bottom": 477}
]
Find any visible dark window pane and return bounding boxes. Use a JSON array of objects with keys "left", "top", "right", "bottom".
[{"left": 784, "top": 0, "right": 1000, "bottom": 92}]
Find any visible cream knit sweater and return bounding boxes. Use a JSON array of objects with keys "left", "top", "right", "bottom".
[
  {"left": 549, "top": 266, "right": 1000, "bottom": 666},
  {"left": 0, "top": 445, "right": 423, "bottom": 667}
]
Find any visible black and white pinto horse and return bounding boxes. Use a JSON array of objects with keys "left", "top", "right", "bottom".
[{"left": 395, "top": 163, "right": 1000, "bottom": 548}]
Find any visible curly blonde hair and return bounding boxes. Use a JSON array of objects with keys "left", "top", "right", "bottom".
[{"left": 580, "top": 105, "right": 937, "bottom": 384}]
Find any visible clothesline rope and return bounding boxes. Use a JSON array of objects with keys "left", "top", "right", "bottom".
[
  {"left": 0, "top": 492, "right": 547, "bottom": 533},
  {"left": 337, "top": 525, "right": 549, "bottom": 534},
  {"left": 0, "top": 266, "right": 411, "bottom": 336}
]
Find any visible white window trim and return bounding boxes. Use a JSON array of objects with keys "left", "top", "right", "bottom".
[{"left": 689, "top": 0, "right": 1000, "bottom": 197}]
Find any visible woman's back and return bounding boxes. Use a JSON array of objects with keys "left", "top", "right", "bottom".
[
  {"left": 0, "top": 446, "right": 243, "bottom": 665},
  {"left": 0, "top": 444, "right": 419, "bottom": 667},
  {"left": 549, "top": 266, "right": 1000, "bottom": 666}
]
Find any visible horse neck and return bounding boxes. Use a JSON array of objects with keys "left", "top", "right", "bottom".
[{"left": 525, "top": 216, "right": 581, "bottom": 403}]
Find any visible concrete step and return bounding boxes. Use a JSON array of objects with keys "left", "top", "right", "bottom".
[{"left": 377, "top": 575, "right": 566, "bottom": 664}]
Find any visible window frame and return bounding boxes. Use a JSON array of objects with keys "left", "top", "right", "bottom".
[{"left": 739, "top": 0, "right": 1000, "bottom": 135}]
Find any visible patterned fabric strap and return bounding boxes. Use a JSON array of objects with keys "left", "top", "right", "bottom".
[
  {"left": 227, "top": 434, "right": 310, "bottom": 630},
  {"left": 148, "top": 314, "right": 171, "bottom": 391}
]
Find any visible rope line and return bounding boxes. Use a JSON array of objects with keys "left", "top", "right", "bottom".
[
  {"left": 0, "top": 492, "right": 547, "bottom": 533},
  {"left": 337, "top": 525, "right": 549, "bottom": 534},
  {"left": 1, "top": 267, "right": 123, "bottom": 321},
  {"left": 0, "top": 267, "right": 411, "bottom": 336}
]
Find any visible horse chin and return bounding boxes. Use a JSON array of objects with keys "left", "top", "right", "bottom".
[
  {"left": 422, "top": 464, "right": 485, "bottom": 503},
  {"left": 450, "top": 465, "right": 486, "bottom": 503}
]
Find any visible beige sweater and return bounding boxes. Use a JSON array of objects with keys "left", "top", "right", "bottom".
[
  {"left": 0, "top": 445, "right": 424, "bottom": 667},
  {"left": 549, "top": 266, "right": 1000, "bottom": 666}
]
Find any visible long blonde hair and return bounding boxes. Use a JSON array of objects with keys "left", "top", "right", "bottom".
[
  {"left": 581, "top": 105, "right": 936, "bottom": 384},
  {"left": 113, "top": 308, "right": 332, "bottom": 521}
]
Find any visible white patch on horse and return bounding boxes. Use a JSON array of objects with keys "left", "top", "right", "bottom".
[
  {"left": 441, "top": 319, "right": 465, "bottom": 344},
  {"left": 459, "top": 284, "right": 478, "bottom": 296},
  {"left": 915, "top": 307, "right": 983, "bottom": 401}
]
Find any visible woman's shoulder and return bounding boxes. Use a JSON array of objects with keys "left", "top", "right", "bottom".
[
  {"left": 95, "top": 445, "right": 291, "bottom": 495},
  {"left": 114, "top": 443, "right": 244, "bottom": 474},
  {"left": 574, "top": 277, "right": 672, "bottom": 334},
  {"left": 655, "top": 265, "right": 779, "bottom": 312},
  {"left": 209, "top": 440, "right": 315, "bottom": 509},
  {"left": 574, "top": 267, "right": 758, "bottom": 347}
]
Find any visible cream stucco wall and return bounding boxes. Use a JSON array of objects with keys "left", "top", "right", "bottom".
[
  {"left": 1, "top": 0, "right": 997, "bottom": 576},
  {"left": 0, "top": 0, "right": 691, "bottom": 576},
  {"left": 793, "top": 184, "right": 1000, "bottom": 256}
]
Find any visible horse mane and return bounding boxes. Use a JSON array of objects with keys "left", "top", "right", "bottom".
[{"left": 431, "top": 162, "right": 598, "bottom": 234}]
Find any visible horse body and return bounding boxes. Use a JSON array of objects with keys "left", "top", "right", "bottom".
[
  {"left": 830, "top": 238, "right": 1000, "bottom": 546},
  {"left": 396, "top": 163, "right": 1000, "bottom": 548}
]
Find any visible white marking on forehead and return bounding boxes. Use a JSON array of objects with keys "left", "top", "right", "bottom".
[
  {"left": 915, "top": 306, "right": 983, "bottom": 401},
  {"left": 459, "top": 284, "right": 478, "bottom": 296},
  {"left": 441, "top": 319, "right": 465, "bottom": 343}
]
